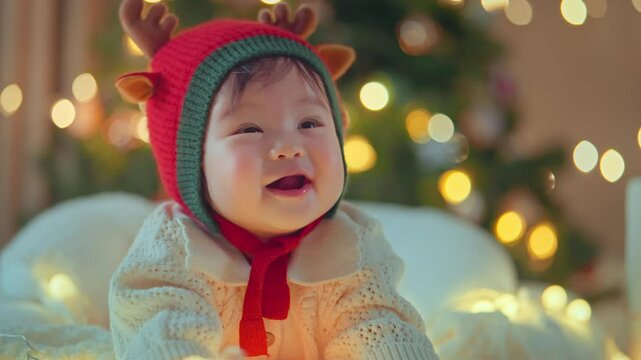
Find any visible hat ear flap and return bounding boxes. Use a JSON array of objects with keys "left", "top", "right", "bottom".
[
  {"left": 116, "top": 71, "right": 159, "bottom": 104},
  {"left": 317, "top": 44, "right": 356, "bottom": 81}
]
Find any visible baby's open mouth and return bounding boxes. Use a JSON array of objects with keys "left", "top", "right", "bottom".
[{"left": 266, "top": 175, "right": 311, "bottom": 191}]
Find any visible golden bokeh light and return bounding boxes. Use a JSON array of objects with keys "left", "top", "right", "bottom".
[
  {"left": 405, "top": 109, "right": 431, "bottom": 143},
  {"left": 144, "top": 0, "right": 162, "bottom": 3},
  {"left": 438, "top": 169, "right": 472, "bottom": 204},
  {"left": 47, "top": 273, "right": 78, "bottom": 300},
  {"left": 541, "top": 285, "right": 568, "bottom": 312},
  {"left": 428, "top": 113, "right": 454, "bottom": 143},
  {"left": 495, "top": 294, "right": 519, "bottom": 318},
  {"left": 470, "top": 300, "right": 496, "bottom": 313},
  {"left": 136, "top": 115, "right": 150, "bottom": 143},
  {"left": 51, "top": 99, "right": 76, "bottom": 129},
  {"left": 527, "top": 223, "right": 558, "bottom": 260},
  {"left": 573, "top": 140, "right": 598, "bottom": 173},
  {"left": 125, "top": 35, "right": 144, "bottom": 56},
  {"left": 481, "top": 0, "right": 509, "bottom": 12},
  {"left": 600, "top": 149, "right": 625, "bottom": 183},
  {"left": 0, "top": 83, "right": 23, "bottom": 116},
  {"left": 72, "top": 73, "right": 98, "bottom": 103},
  {"left": 260, "top": 0, "right": 282, "bottom": 4},
  {"left": 344, "top": 135, "right": 377, "bottom": 173},
  {"left": 566, "top": 298, "right": 591, "bottom": 321},
  {"left": 495, "top": 211, "right": 526, "bottom": 245},
  {"left": 561, "top": 0, "right": 588, "bottom": 26},
  {"left": 359, "top": 82, "right": 389, "bottom": 111},
  {"left": 505, "top": 0, "right": 533, "bottom": 26}
]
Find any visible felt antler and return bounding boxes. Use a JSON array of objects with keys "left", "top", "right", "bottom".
[
  {"left": 257, "top": 3, "right": 317, "bottom": 40},
  {"left": 117, "top": 0, "right": 177, "bottom": 103},
  {"left": 119, "top": 0, "right": 178, "bottom": 58}
]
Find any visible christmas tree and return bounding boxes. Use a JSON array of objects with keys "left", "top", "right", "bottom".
[{"left": 42, "top": 0, "right": 596, "bottom": 287}]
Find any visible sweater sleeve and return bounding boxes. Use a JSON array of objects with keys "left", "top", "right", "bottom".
[
  {"left": 319, "top": 221, "right": 439, "bottom": 360},
  {"left": 109, "top": 204, "right": 223, "bottom": 360}
]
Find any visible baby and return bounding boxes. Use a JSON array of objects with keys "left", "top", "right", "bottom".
[{"left": 110, "top": 0, "right": 439, "bottom": 359}]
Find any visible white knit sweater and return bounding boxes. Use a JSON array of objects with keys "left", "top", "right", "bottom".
[{"left": 108, "top": 201, "right": 439, "bottom": 360}]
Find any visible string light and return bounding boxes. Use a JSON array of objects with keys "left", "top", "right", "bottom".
[
  {"left": 0, "top": 83, "right": 23, "bottom": 116},
  {"left": 344, "top": 135, "right": 377, "bottom": 173},
  {"left": 599, "top": 149, "right": 625, "bottom": 183},
  {"left": 561, "top": 0, "right": 588, "bottom": 26},
  {"left": 573, "top": 140, "right": 598, "bottom": 173},
  {"left": 72, "top": 73, "right": 98, "bottom": 103},
  {"left": 495, "top": 211, "right": 526, "bottom": 245},
  {"left": 405, "top": 109, "right": 431, "bottom": 143},
  {"left": 438, "top": 169, "right": 472, "bottom": 204},
  {"left": 566, "top": 298, "right": 591, "bottom": 321},
  {"left": 481, "top": 0, "right": 509, "bottom": 12},
  {"left": 359, "top": 82, "right": 389, "bottom": 111},
  {"left": 428, "top": 113, "right": 455, "bottom": 143},
  {"left": 541, "top": 285, "right": 568, "bottom": 312},
  {"left": 51, "top": 99, "right": 76, "bottom": 129},
  {"left": 527, "top": 223, "right": 558, "bottom": 260},
  {"left": 125, "top": 35, "right": 144, "bottom": 56},
  {"left": 505, "top": 0, "right": 533, "bottom": 26},
  {"left": 46, "top": 273, "right": 78, "bottom": 300}
]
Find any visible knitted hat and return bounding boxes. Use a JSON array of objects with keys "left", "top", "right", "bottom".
[{"left": 116, "top": 0, "right": 355, "bottom": 235}]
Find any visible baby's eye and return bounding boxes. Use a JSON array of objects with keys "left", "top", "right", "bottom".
[
  {"left": 300, "top": 118, "right": 323, "bottom": 129},
  {"left": 236, "top": 125, "right": 263, "bottom": 134}
]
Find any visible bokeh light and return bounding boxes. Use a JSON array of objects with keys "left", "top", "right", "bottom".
[
  {"left": 481, "top": 0, "right": 509, "bottom": 12},
  {"left": 541, "top": 285, "right": 568, "bottom": 312},
  {"left": 633, "top": 0, "right": 641, "bottom": 13},
  {"left": 573, "top": 140, "right": 598, "bottom": 173},
  {"left": 0, "top": 83, "right": 23, "bottom": 116},
  {"left": 135, "top": 115, "right": 150, "bottom": 143},
  {"left": 125, "top": 35, "right": 144, "bottom": 56},
  {"left": 144, "top": 0, "right": 162, "bottom": 3},
  {"left": 546, "top": 170, "right": 556, "bottom": 192},
  {"left": 51, "top": 99, "right": 76, "bottom": 129},
  {"left": 638, "top": 127, "right": 641, "bottom": 149},
  {"left": 344, "top": 135, "right": 377, "bottom": 173},
  {"left": 359, "top": 82, "right": 389, "bottom": 111},
  {"left": 428, "top": 113, "right": 455, "bottom": 143},
  {"left": 527, "top": 223, "right": 558, "bottom": 260},
  {"left": 600, "top": 149, "right": 625, "bottom": 183},
  {"left": 470, "top": 300, "right": 496, "bottom": 313},
  {"left": 47, "top": 273, "right": 78, "bottom": 300},
  {"left": 72, "top": 73, "right": 98, "bottom": 103},
  {"left": 561, "top": 0, "right": 588, "bottom": 25},
  {"left": 566, "top": 298, "right": 591, "bottom": 321},
  {"left": 495, "top": 211, "right": 526, "bottom": 245},
  {"left": 398, "top": 17, "right": 439, "bottom": 56},
  {"left": 505, "top": 0, "right": 533, "bottom": 25},
  {"left": 438, "top": 169, "right": 472, "bottom": 204},
  {"left": 405, "top": 109, "right": 431, "bottom": 143},
  {"left": 260, "top": 0, "right": 282, "bottom": 4}
]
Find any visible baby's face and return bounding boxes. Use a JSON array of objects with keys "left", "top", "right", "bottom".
[{"left": 203, "top": 64, "right": 344, "bottom": 240}]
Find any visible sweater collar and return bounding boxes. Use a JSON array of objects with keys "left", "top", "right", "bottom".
[{"left": 174, "top": 202, "right": 363, "bottom": 285}]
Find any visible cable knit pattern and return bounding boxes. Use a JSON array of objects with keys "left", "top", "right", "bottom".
[{"left": 109, "top": 201, "right": 439, "bottom": 360}]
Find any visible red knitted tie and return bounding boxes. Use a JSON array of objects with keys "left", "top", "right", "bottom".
[{"left": 213, "top": 214, "right": 322, "bottom": 357}]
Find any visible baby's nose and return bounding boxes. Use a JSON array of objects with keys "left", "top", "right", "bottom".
[{"left": 270, "top": 142, "right": 304, "bottom": 160}]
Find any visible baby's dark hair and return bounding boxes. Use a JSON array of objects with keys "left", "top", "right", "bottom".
[{"left": 226, "top": 56, "right": 328, "bottom": 109}]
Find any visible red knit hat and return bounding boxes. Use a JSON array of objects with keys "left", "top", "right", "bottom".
[{"left": 116, "top": 2, "right": 355, "bottom": 234}]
